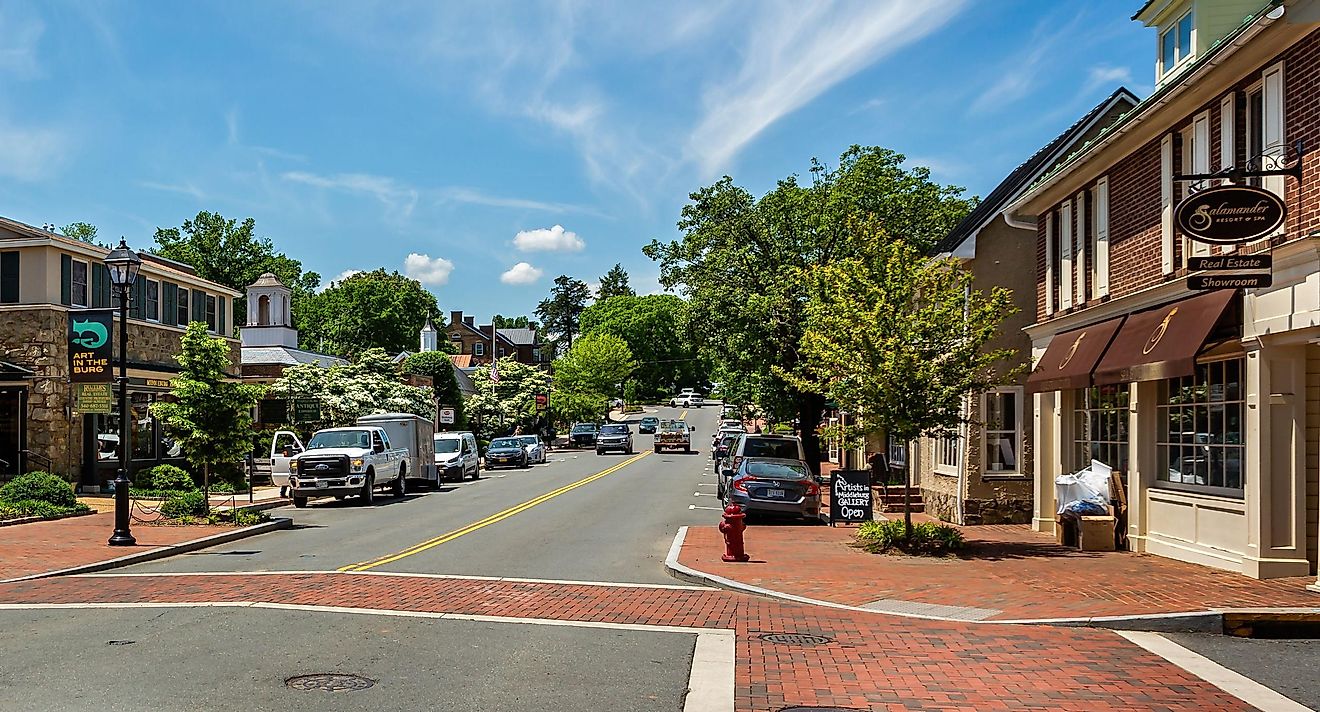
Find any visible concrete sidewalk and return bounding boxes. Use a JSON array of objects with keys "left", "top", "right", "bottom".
[{"left": 667, "top": 520, "right": 1320, "bottom": 627}]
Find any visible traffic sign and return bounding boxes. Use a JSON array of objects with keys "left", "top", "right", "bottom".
[{"left": 439, "top": 407, "right": 456, "bottom": 425}]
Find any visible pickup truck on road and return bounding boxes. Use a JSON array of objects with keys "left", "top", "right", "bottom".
[
  {"left": 288, "top": 426, "right": 408, "bottom": 508},
  {"left": 655, "top": 419, "right": 693, "bottom": 453}
]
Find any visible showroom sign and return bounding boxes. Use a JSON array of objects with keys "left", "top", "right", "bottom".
[{"left": 1175, "top": 185, "right": 1286, "bottom": 244}]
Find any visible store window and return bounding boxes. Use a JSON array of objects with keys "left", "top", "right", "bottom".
[
  {"left": 145, "top": 280, "right": 159, "bottom": 321},
  {"left": 1157, "top": 359, "right": 1244, "bottom": 496},
  {"left": 935, "top": 432, "right": 960, "bottom": 472},
  {"left": 1073, "top": 384, "right": 1129, "bottom": 473},
  {"left": 205, "top": 294, "right": 217, "bottom": 332},
  {"left": 177, "top": 288, "right": 189, "bottom": 326},
  {"left": 131, "top": 393, "right": 155, "bottom": 460},
  {"left": 71, "top": 260, "right": 89, "bottom": 308},
  {"left": 983, "top": 388, "right": 1022, "bottom": 474}
]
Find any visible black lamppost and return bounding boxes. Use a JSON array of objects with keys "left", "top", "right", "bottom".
[{"left": 104, "top": 239, "right": 141, "bottom": 547}]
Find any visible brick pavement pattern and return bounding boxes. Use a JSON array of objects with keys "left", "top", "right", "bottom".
[
  {"left": 679, "top": 523, "right": 1320, "bottom": 620},
  {"left": 0, "top": 572, "right": 1248, "bottom": 711},
  {"left": 0, "top": 512, "right": 234, "bottom": 581}
]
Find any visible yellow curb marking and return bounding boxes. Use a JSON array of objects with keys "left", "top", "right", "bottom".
[{"left": 339, "top": 450, "right": 653, "bottom": 572}]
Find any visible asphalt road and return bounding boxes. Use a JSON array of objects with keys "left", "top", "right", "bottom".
[
  {"left": 124, "top": 405, "right": 724, "bottom": 584},
  {"left": 1165, "top": 632, "right": 1320, "bottom": 710}
]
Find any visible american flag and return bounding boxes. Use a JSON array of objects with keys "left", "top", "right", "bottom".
[{"left": 489, "top": 361, "right": 500, "bottom": 382}]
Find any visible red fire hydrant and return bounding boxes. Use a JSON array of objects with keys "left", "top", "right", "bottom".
[{"left": 719, "top": 504, "right": 750, "bottom": 562}]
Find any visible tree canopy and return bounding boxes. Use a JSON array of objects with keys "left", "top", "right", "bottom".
[
  {"left": 294, "top": 269, "right": 439, "bottom": 357},
  {"left": 60, "top": 222, "right": 104, "bottom": 247},
  {"left": 644, "top": 145, "right": 976, "bottom": 470},
  {"left": 403, "top": 351, "right": 466, "bottom": 430},
  {"left": 553, "top": 332, "right": 636, "bottom": 402},
  {"left": 596, "top": 263, "right": 635, "bottom": 300},
  {"left": 466, "top": 358, "right": 552, "bottom": 441},
  {"left": 535, "top": 275, "right": 592, "bottom": 356},
  {"left": 578, "top": 294, "right": 701, "bottom": 399},
  {"left": 492, "top": 315, "right": 537, "bottom": 330},
  {"left": 267, "top": 348, "right": 434, "bottom": 427}
]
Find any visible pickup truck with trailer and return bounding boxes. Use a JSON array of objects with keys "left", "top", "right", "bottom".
[
  {"left": 357, "top": 412, "right": 437, "bottom": 488},
  {"left": 655, "top": 419, "right": 693, "bottom": 453},
  {"left": 288, "top": 426, "right": 409, "bottom": 508}
]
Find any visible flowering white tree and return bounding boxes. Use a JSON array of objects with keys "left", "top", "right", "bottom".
[{"left": 269, "top": 348, "right": 433, "bottom": 426}]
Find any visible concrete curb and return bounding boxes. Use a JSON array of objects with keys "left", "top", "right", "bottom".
[
  {"left": 662, "top": 526, "right": 1314, "bottom": 632},
  {"left": 0, "top": 517, "right": 294, "bottom": 584}
]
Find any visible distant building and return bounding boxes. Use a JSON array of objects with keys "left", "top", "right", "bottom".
[
  {"left": 442, "top": 310, "right": 551, "bottom": 368},
  {"left": 239, "top": 273, "right": 345, "bottom": 383}
]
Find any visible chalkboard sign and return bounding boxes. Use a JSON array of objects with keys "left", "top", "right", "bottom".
[{"left": 829, "top": 469, "right": 873, "bottom": 525}]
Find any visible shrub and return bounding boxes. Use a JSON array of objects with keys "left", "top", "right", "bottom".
[
  {"left": 0, "top": 471, "right": 76, "bottom": 508},
  {"left": 160, "top": 490, "right": 209, "bottom": 519},
  {"left": 855, "top": 519, "right": 964, "bottom": 556},
  {"left": 0, "top": 499, "right": 91, "bottom": 521},
  {"left": 142, "top": 465, "right": 196, "bottom": 493}
]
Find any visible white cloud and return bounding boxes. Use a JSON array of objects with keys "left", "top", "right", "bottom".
[
  {"left": 404, "top": 253, "right": 454, "bottom": 287},
  {"left": 0, "top": 120, "right": 69, "bottom": 181},
  {"left": 513, "top": 224, "right": 585, "bottom": 252},
  {"left": 319, "top": 269, "right": 361, "bottom": 292},
  {"left": 282, "top": 171, "right": 420, "bottom": 218},
  {"left": 500, "top": 262, "right": 543, "bottom": 285},
  {"left": 1083, "top": 65, "right": 1133, "bottom": 94},
  {"left": 0, "top": 5, "right": 44, "bottom": 79},
  {"left": 687, "top": 1, "right": 967, "bottom": 176},
  {"left": 139, "top": 180, "right": 208, "bottom": 201}
]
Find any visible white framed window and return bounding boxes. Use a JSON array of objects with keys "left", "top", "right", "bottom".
[
  {"left": 1073, "top": 385, "right": 1130, "bottom": 473},
  {"left": 1156, "top": 358, "right": 1245, "bottom": 497},
  {"left": 473, "top": 342, "right": 485, "bottom": 357},
  {"left": 145, "top": 280, "right": 159, "bottom": 321},
  {"left": 205, "top": 294, "right": 217, "bottom": 332},
  {"left": 450, "top": 331, "right": 462, "bottom": 341},
  {"left": 935, "top": 431, "right": 961, "bottom": 473},
  {"left": 498, "top": 347, "right": 506, "bottom": 358},
  {"left": 982, "top": 388, "right": 1023, "bottom": 475},
  {"left": 70, "top": 259, "right": 89, "bottom": 308},
  {"left": 887, "top": 434, "right": 906, "bottom": 468},
  {"left": 1159, "top": 10, "right": 1194, "bottom": 78}
]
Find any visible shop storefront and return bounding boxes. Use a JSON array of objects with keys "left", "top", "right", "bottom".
[
  {"left": 0, "top": 362, "right": 33, "bottom": 479},
  {"left": 80, "top": 376, "right": 190, "bottom": 489}
]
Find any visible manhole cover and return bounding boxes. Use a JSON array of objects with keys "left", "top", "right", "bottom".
[
  {"left": 285, "top": 674, "right": 376, "bottom": 692},
  {"left": 759, "top": 632, "right": 834, "bottom": 646}
]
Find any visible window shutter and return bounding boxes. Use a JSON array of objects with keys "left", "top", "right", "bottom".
[
  {"left": 1044, "top": 214, "right": 1055, "bottom": 315},
  {"left": 1191, "top": 111, "right": 1212, "bottom": 257},
  {"left": 60, "top": 254, "right": 72, "bottom": 306},
  {"left": 1074, "top": 192, "right": 1086, "bottom": 305},
  {"left": 218, "top": 297, "right": 226, "bottom": 336},
  {"left": 1059, "top": 202, "right": 1073, "bottom": 310},
  {"left": 1262, "top": 62, "right": 1285, "bottom": 234},
  {"left": 1095, "top": 177, "right": 1110, "bottom": 298},
  {"left": 161, "top": 282, "right": 177, "bottom": 326},
  {"left": 0, "top": 252, "right": 18, "bottom": 304},
  {"left": 192, "top": 289, "right": 205, "bottom": 323},
  {"left": 91, "top": 264, "right": 105, "bottom": 308},
  {"left": 132, "top": 276, "right": 146, "bottom": 319},
  {"left": 1219, "top": 94, "right": 1235, "bottom": 179},
  {"left": 1160, "top": 133, "right": 1174, "bottom": 274}
]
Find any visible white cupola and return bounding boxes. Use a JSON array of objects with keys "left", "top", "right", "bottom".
[
  {"left": 241, "top": 272, "right": 299, "bottom": 348},
  {"left": 420, "top": 317, "right": 438, "bottom": 353}
]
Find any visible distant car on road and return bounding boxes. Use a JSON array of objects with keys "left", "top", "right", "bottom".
[
  {"left": 655, "top": 419, "right": 693, "bottom": 453},
  {"left": 669, "top": 389, "right": 704, "bottom": 408},
  {"left": 723, "top": 457, "right": 821, "bottom": 522},
  {"left": 638, "top": 416, "right": 660, "bottom": 434},
  {"left": 434, "top": 431, "right": 480, "bottom": 481},
  {"left": 485, "top": 437, "right": 530, "bottom": 469},
  {"left": 596, "top": 424, "right": 634, "bottom": 455},
  {"left": 515, "top": 435, "right": 548, "bottom": 464},
  {"left": 569, "top": 423, "right": 600, "bottom": 448}
]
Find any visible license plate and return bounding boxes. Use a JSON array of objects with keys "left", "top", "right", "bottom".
[
  {"left": 766, "top": 488, "right": 785, "bottom": 499},
  {"left": 316, "top": 480, "right": 328, "bottom": 489}
]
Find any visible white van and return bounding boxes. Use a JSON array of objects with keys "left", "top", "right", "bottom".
[{"left": 435, "top": 431, "right": 480, "bottom": 481}]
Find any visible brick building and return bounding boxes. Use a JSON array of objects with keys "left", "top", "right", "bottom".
[
  {"left": 1005, "top": 0, "right": 1318, "bottom": 580},
  {"left": 0, "top": 218, "right": 240, "bottom": 491},
  {"left": 442, "top": 310, "right": 549, "bottom": 368}
]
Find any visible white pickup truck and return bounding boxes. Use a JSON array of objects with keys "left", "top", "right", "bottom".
[{"left": 288, "top": 426, "right": 408, "bottom": 508}]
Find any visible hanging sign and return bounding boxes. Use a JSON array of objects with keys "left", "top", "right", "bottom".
[
  {"left": 828, "top": 469, "right": 873, "bottom": 525},
  {"left": 534, "top": 393, "right": 548, "bottom": 412},
  {"left": 291, "top": 398, "right": 321, "bottom": 423},
  {"left": 68, "top": 309, "right": 114, "bottom": 383},
  {"left": 74, "top": 383, "right": 114, "bottom": 414},
  {"left": 1187, "top": 255, "right": 1271, "bottom": 271},
  {"left": 1187, "top": 274, "right": 1273, "bottom": 290},
  {"left": 1175, "top": 185, "right": 1286, "bottom": 244}
]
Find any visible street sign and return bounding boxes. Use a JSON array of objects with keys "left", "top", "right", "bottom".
[
  {"left": 1187, "top": 274, "right": 1272, "bottom": 290},
  {"left": 439, "top": 407, "right": 456, "bottom": 425},
  {"left": 74, "top": 383, "right": 114, "bottom": 414},
  {"left": 534, "top": 393, "right": 548, "bottom": 412},
  {"left": 291, "top": 398, "right": 321, "bottom": 423},
  {"left": 68, "top": 309, "right": 114, "bottom": 383},
  {"left": 1174, "top": 185, "right": 1286, "bottom": 244},
  {"left": 828, "top": 469, "right": 873, "bottom": 525},
  {"left": 1187, "top": 254, "right": 1271, "bottom": 271}
]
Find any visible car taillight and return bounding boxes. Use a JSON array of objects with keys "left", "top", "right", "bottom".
[
  {"left": 732, "top": 476, "right": 758, "bottom": 493},
  {"left": 804, "top": 481, "right": 819, "bottom": 496}
]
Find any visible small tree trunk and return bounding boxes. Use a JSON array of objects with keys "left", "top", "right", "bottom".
[
  {"left": 203, "top": 463, "right": 211, "bottom": 514},
  {"left": 903, "top": 442, "right": 913, "bottom": 541}
]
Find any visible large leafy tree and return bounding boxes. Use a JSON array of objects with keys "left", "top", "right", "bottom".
[
  {"left": 794, "top": 229, "right": 1017, "bottom": 534},
  {"left": 535, "top": 274, "right": 592, "bottom": 356},
  {"left": 579, "top": 294, "right": 700, "bottom": 399},
  {"left": 60, "top": 222, "right": 105, "bottom": 247},
  {"left": 403, "top": 351, "right": 466, "bottom": 430},
  {"left": 644, "top": 145, "right": 975, "bottom": 472},
  {"left": 153, "top": 211, "right": 320, "bottom": 330},
  {"left": 553, "top": 333, "right": 636, "bottom": 405},
  {"left": 466, "top": 358, "right": 552, "bottom": 442},
  {"left": 267, "top": 348, "right": 434, "bottom": 427},
  {"left": 294, "top": 269, "right": 439, "bottom": 356},
  {"left": 596, "top": 263, "right": 635, "bottom": 300},
  {"left": 492, "top": 315, "right": 536, "bottom": 329},
  {"left": 151, "top": 323, "right": 264, "bottom": 501}
]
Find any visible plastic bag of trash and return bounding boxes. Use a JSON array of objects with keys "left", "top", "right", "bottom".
[
  {"left": 1054, "top": 460, "right": 1113, "bottom": 514},
  {"left": 1061, "top": 499, "right": 1108, "bottom": 518}
]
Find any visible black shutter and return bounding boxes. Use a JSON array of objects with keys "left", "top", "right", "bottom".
[
  {"left": 161, "top": 282, "right": 177, "bottom": 326},
  {"left": 91, "top": 264, "right": 106, "bottom": 308},
  {"left": 217, "top": 297, "right": 226, "bottom": 336},
  {"left": 60, "top": 254, "right": 72, "bottom": 306},
  {"left": 192, "top": 289, "right": 204, "bottom": 323},
  {"left": 131, "top": 276, "right": 146, "bottom": 319},
  {"left": 0, "top": 252, "right": 18, "bottom": 304}
]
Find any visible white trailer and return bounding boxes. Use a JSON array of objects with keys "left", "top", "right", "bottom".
[{"left": 356, "top": 412, "right": 438, "bottom": 487}]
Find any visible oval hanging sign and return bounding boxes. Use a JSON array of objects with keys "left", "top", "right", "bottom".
[{"left": 1175, "top": 185, "right": 1286, "bottom": 244}]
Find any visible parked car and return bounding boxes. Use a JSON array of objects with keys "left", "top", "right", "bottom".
[
  {"left": 722, "top": 434, "right": 806, "bottom": 493},
  {"left": 714, "top": 433, "right": 740, "bottom": 469},
  {"left": 569, "top": 423, "right": 600, "bottom": 448},
  {"left": 669, "top": 392, "right": 704, "bottom": 408},
  {"left": 719, "top": 419, "right": 745, "bottom": 432},
  {"left": 288, "top": 426, "right": 408, "bottom": 508},
  {"left": 655, "top": 419, "right": 693, "bottom": 453},
  {"left": 638, "top": 416, "right": 660, "bottom": 434},
  {"left": 516, "top": 434, "right": 548, "bottom": 464},
  {"left": 435, "top": 431, "right": 480, "bottom": 481},
  {"left": 723, "top": 457, "right": 821, "bottom": 522},
  {"left": 485, "top": 437, "right": 530, "bottom": 469},
  {"left": 596, "top": 424, "right": 634, "bottom": 455}
]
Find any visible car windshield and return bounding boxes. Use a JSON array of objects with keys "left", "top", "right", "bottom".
[
  {"left": 489, "top": 438, "right": 520, "bottom": 449},
  {"left": 434, "top": 438, "right": 461, "bottom": 453},
  {"left": 571, "top": 424, "right": 597, "bottom": 433},
  {"left": 720, "top": 435, "right": 740, "bottom": 447},
  {"left": 744, "top": 460, "right": 809, "bottom": 479},
  {"left": 600, "top": 425, "right": 629, "bottom": 435},
  {"left": 743, "top": 438, "right": 799, "bottom": 459},
  {"left": 641, "top": 417, "right": 658, "bottom": 424},
  {"left": 306, "top": 430, "right": 370, "bottom": 450},
  {"left": 517, "top": 436, "right": 540, "bottom": 447},
  {"left": 661, "top": 421, "right": 688, "bottom": 432}
]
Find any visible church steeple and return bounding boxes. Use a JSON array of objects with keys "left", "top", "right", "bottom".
[
  {"left": 241, "top": 273, "right": 299, "bottom": 348},
  {"left": 420, "top": 317, "right": 438, "bottom": 353}
]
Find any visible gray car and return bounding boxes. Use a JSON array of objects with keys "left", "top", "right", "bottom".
[
  {"left": 723, "top": 457, "right": 821, "bottom": 522},
  {"left": 596, "top": 423, "right": 634, "bottom": 454}
]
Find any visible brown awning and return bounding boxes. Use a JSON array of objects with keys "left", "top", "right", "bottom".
[
  {"left": 1093, "top": 289, "right": 1237, "bottom": 385},
  {"left": 1025, "top": 316, "right": 1125, "bottom": 393}
]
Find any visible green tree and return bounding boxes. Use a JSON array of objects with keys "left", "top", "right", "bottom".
[
  {"left": 467, "top": 358, "right": 552, "bottom": 442},
  {"left": 596, "top": 263, "right": 634, "bottom": 300},
  {"left": 793, "top": 229, "right": 1016, "bottom": 535},
  {"left": 151, "top": 323, "right": 264, "bottom": 502},
  {"left": 553, "top": 333, "right": 636, "bottom": 419},
  {"left": 294, "top": 269, "right": 439, "bottom": 356},
  {"left": 153, "top": 211, "right": 321, "bottom": 330},
  {"left": 579, "top": 294, "right": 700, "bottom": 399},
  {"left": 644, "top": 145, "right": 975, "bottom": 471},
  {"left": 403, "top": 351, "right": 466, "bottom": 430},
  {"left": 268, "top": 348, "right": 434, "bottom": 427},
  {"left": 492, "top": 315, "right": 536, "bottom": 329},
  {"left": 59, "top": 222, "right": 104, "bottom": 247},
  {"left": 535, "top": 275, "right": 592, "bottom": 356}
]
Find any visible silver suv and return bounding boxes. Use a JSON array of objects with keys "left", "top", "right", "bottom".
[{"left": 718, "top": 433, "right": 806, "bottom": 498}]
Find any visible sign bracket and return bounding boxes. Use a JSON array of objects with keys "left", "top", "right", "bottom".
[{"left": 1174, "top": 140, "right": 1304, "bottom": 183}]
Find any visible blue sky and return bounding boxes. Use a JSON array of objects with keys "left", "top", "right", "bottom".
[{"left": 0, "top": 1, "right": 1154, "bottom": 320}]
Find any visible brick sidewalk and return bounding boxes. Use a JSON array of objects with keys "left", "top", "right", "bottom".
[
  {"left": 0, "top": 512, "right": 236, "bottom": 581},
  {"left": 0, "top": 572, "right": 1248, "bottom": 710},
  {"left": 677, "top": 522, "right": 1320, "bottom": 621}
]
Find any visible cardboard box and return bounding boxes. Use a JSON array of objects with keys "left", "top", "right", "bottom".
[{"left": 1078, "top": 516, "right": 1117, "bottom": 552}]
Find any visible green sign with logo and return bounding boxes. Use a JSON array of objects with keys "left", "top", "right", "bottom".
[
  {"left": 74, "top": 383, "right": 114, "bottom": 414},
  {"left": 292, "top": 398, "right": 322, "bottom": 423},
  {"left": 68, "top": 309, "right": 114, "bottom": 383}
]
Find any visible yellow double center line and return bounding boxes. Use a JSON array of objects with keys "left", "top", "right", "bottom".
[{"left": 338, "top": 449, "right": 653, "bottom": 572}]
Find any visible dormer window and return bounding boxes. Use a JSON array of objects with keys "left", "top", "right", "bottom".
[{"left": 1160, "top": 10, "right": 1193, "bottom": 77}]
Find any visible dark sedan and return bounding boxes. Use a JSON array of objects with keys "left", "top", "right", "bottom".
[
  {"left": 484, "top": 437, "right": 530, "bottom": 469},
  {"left": 723, "top": 457, "right": 821, "bottom": 522},
  {"left": 637, "top": 417, "right": 660, "bottom": 434},
  {"left": 569, "top": 423, "right": 600, "bottom": 448}
]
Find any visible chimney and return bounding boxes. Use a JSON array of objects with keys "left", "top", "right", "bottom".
[
  {"left": 463, "top": 316, "right": 474, "bottom": 327},
  {"left": 450, "top": 310, "right": 463, "bottom": 327}
]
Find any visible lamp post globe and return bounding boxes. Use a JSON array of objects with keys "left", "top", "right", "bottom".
[{"left": 104, "top": 239, "right": 141, "bottom": 547}]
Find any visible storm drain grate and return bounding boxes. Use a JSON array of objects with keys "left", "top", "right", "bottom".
[
  {"left": 759, "top": 632, "right": 834, "bottom": 646},
  {"left": 285, "top": 674, "right": 376, "bottom": 692}
]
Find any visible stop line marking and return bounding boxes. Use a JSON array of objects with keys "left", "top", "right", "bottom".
[{"left": 689, "top": 504, "right": 722, "bottom": 511}]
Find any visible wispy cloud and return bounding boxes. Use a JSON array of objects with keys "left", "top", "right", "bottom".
[
  {"left": 500, "top": 262, "right": 543, "bottom": 285},
  {"left": 513, "top": 224, "right": 584, "bottom": 253},
  {"left": 404, "top": 253, "right": 455, "bottom": 287},
  {"left": 282, "top": 171, "right": 419, "bottom": 218},
  {"left": 139, "top": 180, "right": 208, "bottom": 201},
  {"left": 0, "top": 4, "right": 44, "bottom": 79},
  {"left": 0, "top": 120, "right": 69, "bottom": 181},
  {"left": 1083, "top": 64, "right": 1133, "bottom": 94}
]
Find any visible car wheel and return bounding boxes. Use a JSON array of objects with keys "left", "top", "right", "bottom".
[
  {"left": 684, "top": 446, "right": 690, "bottom": 454},
  {"left": 522, "top": 456, "right": 530, "bottom": 469},
  {"left": 292, "top": 496, "right": 308, "bottom": 508},
  {"left": 359, "top": 474, "right": 375, "bottom": 505},
  {"left": 653, "top": 445, "right": 661, "bottom": 453},
  {"left": 471, "top": 465, "right": 481, "bottom": 480},
  {"left": 392, "top": 470, "right": 406, "bottom": 498}
]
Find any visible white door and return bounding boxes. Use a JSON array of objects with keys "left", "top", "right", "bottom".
[{"left": 269, "top": 430, "right": 304, "bottom": 487}]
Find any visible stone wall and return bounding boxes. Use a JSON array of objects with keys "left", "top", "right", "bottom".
[
  {"left": 923, "top": 488, "right": 958, "bottom": 523},
  {"left": 962, "top": 494, "right": 1033, "bottom": 525}
]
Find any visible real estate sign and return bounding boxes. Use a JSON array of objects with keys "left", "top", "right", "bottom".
[
  {"left": 68, "top": 309, "right": 114, "bottom": 383},
  {"left": 74, "top": 383, "right": 114, "bottom": 414}
]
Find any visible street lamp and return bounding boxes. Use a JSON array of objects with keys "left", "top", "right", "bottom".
[{"left": 104, "top": 239, "right": 141, "bottom": 547}]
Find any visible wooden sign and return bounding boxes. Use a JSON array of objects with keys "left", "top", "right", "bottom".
[{"left": 1175, "top": 185, "right": 1286, "bottom": 244}]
